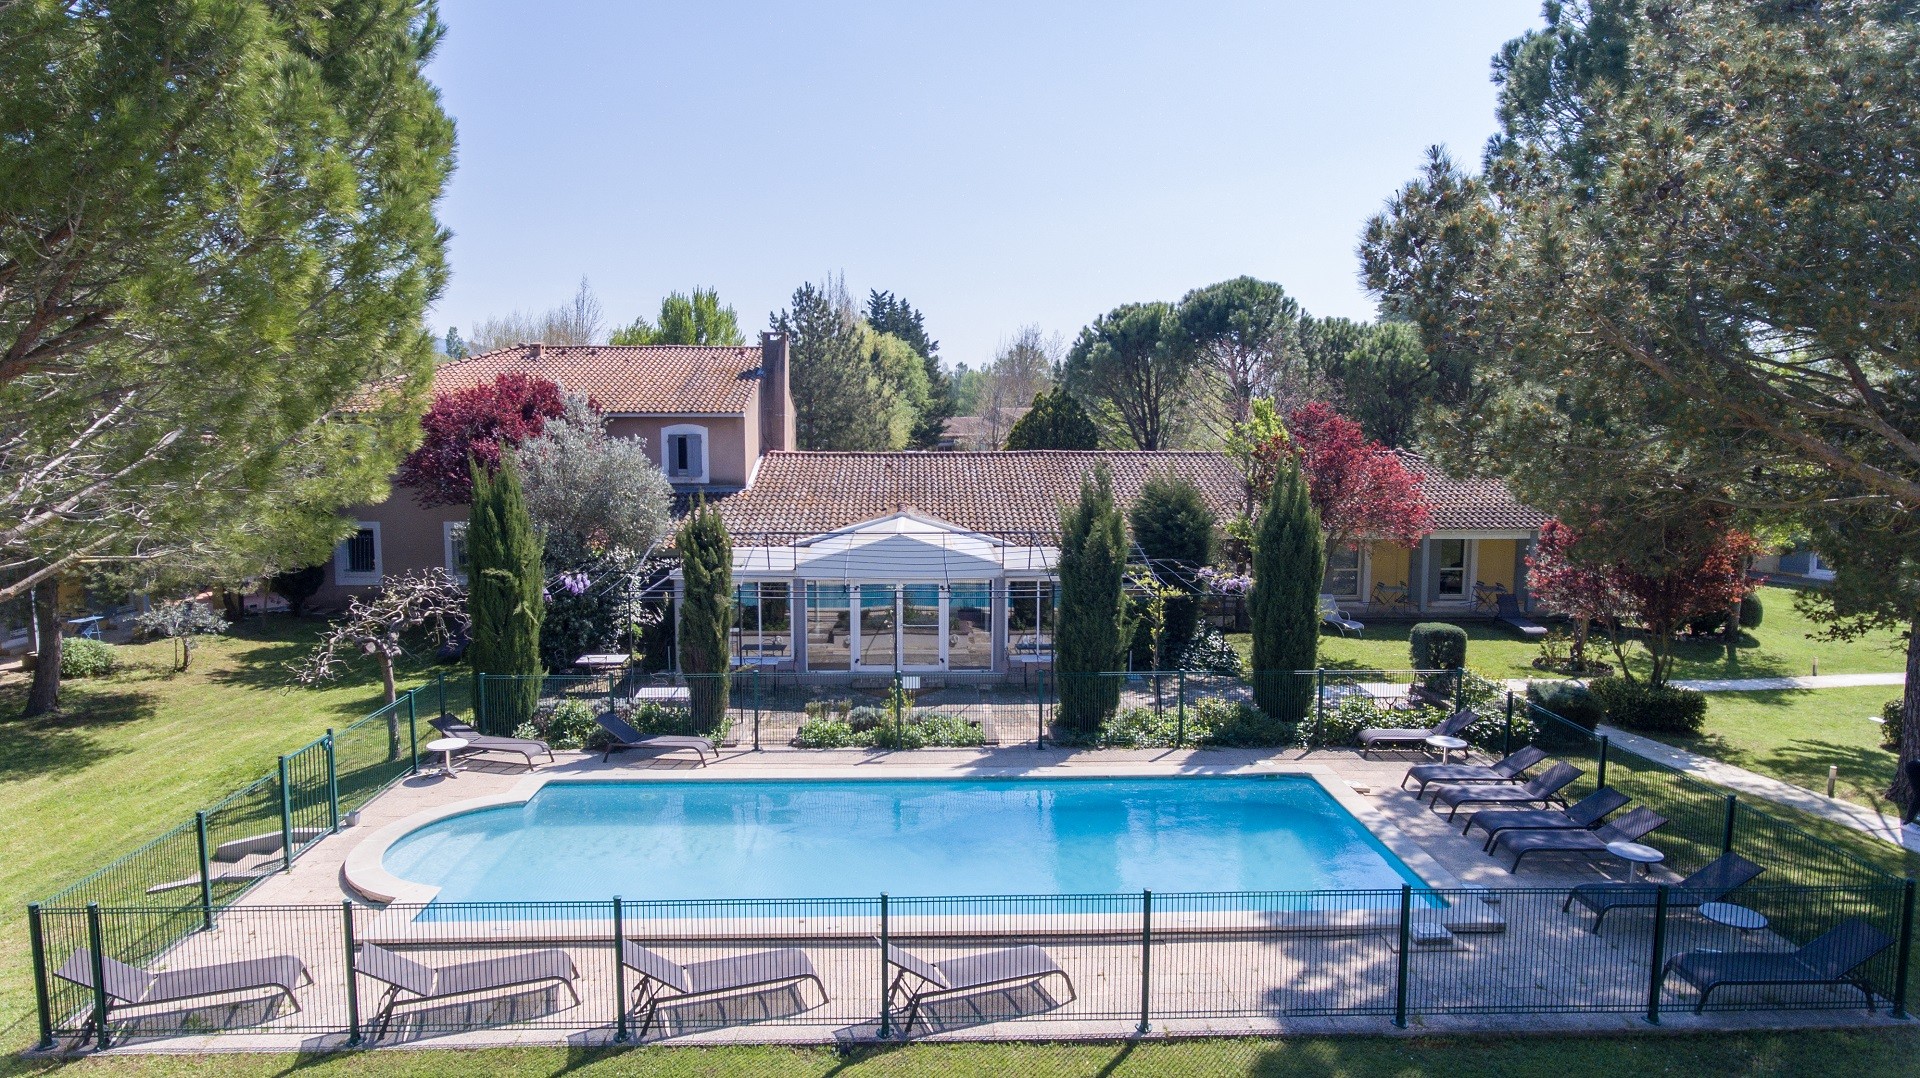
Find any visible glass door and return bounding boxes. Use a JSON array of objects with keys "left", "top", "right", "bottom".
[
  {"left": 856, "top": 584, "right": 897, "bottom": 670},
  {"left": 899, "top": 584, "right": 943, "bottom": 668}
]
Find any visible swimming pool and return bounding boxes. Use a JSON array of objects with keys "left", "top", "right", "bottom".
[{"left": 379, "top": 776, "right": 1432, "bottom": 903}]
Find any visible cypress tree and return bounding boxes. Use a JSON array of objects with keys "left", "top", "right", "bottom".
[
  {"left": 1129, "top": 471, "right": 1217, "bottom": 663},
  {"left": 677, "top": 499, "right": 733, "bottom": 730},
  {"left": 1055, "top": 466, "right": 1130, "bottom": 732},
  {"left": 468, "top": 458, "right": 545, "bottom": 730},
  {"left": 1250, "top": 457, "right": 1323, "bottom": 719}
]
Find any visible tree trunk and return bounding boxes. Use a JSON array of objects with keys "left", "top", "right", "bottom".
[
  {"left": 1892, "top": 612, "right": 1920, "bottom": 812},
  {"left": 23, "top": 584, "right": 63, "bottom": 717},
  {"left": 1722, "top": 597, "right": 1743, "bottom": 645},
  {"left": 380, "top": 654, "right": 400, "bottom": 760}
]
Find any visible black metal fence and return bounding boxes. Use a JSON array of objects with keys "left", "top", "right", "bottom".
[{"left": 29, "top": 880, "right": 1913, "bottom": 1050}]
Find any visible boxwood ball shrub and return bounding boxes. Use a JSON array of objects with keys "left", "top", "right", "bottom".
[
  {"left": 1409, "top": 622, "right": 1468, "bottom": 692},
  {"left": 59, "top": 636, "right": 119, "bottom": 679},
  {"left": 1588, "top": 677, "right": 1707, "bottom": 736},
  {"left": 1526, "top": 680, "right": 1605, "bottom": 748}
]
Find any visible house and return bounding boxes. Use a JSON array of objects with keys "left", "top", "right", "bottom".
[{"left": 313, "top": 334, "right": 793, "bottom": 607}]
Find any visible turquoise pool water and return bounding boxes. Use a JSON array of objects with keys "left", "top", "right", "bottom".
[{"left": 383, "top": 776, "right": 1430, "bottom": 904}]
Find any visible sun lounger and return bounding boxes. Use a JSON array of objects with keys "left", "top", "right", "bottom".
[
  {"left": 884, "top": 943, "right": 1076, "bottom": 1035},
  {"left": 1495, "top": 593, "right": 1547, "bottom": 638},
  {"left": 56, "top": 948, "right": 311, "bottom": 1039},
  {"left": 355, "top": 943, "right": 580, "bottom": 1038},
  {"left": 1359, "top": 709, "right": 1476, "bottom": 758},
  {"left": 1428, "top": 761, "right": 1582, "bottom": 820},
  {"left": 593, "top": 711, "right": 716, "bottom": 765},
  {"left": 429, "top": 715, "right": 552, "bottom": 769},
  {"left": 1319, "top": 594, "right": 1364, "bottom": 636},
  {"left": 1494, "top": 806, "right": 1666, "bottom": 872},
  {"left": 1464, "top": 786, "right": 1630, "bottom": 844},
  {"left": 1564, "top": 852, "right": 1765, "bottom": 931},
  {"left": 622, "top": 940, "right": 824, "bottom": 1038},
  {"left": 1662, "top": 918, "right": 1894, "bottom": 1013},
  {"left": 1402, "top": 745, "right": 1548, "bottom": 797}
]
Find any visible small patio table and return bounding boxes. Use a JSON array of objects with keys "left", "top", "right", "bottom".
[
  {"left": 1699, "top": 901, "right": 1768, "bottom": 933},
  {"left": 1606, "top": 840, "right": 1665, "bottom": 879},
  {"left": 424, "top": 737, "right": 468, "bottom": 779},
  {"left": 575, "top": 652, "right": 629, "bottom": 672},
  {"left": 1425, "top": 735, "right": 1469, "bottom": 764},
  {"left": 631, "top": 686, "right": 692, "bottom": 705}
]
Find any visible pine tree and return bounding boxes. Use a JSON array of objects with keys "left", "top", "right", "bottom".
[
  {"left": 1004, "top": 387, "right": 1100, "bottom": 450},
  {"left": 1250, "top": 458, "right": 1322, "bottom": 719},
  {"left": 677, "top": 499, "right": 733, "bottom": 731},
  {"left": 1055, "top": 467, "right": 1130, "bottom": 732},
  {"left": 468, "top": 458, "right": 544, "bottom": 731},
  {"left": 866, "top": 290, "right": 954, "bottom": 448}
]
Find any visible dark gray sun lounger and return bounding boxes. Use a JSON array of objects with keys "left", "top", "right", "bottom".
[
  {"left": 1662, "top": 918, "right": 1894, "bottom": 1013},
  {"left": 57, "top": 948, "right": 311, "bottom": 1038},
  {"left": 1359, "top": 709, "right": 1475, "bottom": 758},
  {"left": 1465, "top": 786, "right": 1630, "bottom": 844},
  {"left": 1403, "top": 745, "right": 1548, "bottom": 797},
  {"left": 1494, "top": 806, "right": 1666, "bottom": 872},
  {"left": 594, "top": 711, "right": 717, "bottom": 765},
  {"left": 430, "top": 715, "right": 553, "bottom": 769},
  {"left": 622, "top": 940, "right": 824, "bottom": 1038},
  {"left": 1564, "top": 852, "right": 1765, "bottom": 931},
  {"left": 1496, "top": 593, "right": 1548, "bottom": 638},
  {"left": 1429, "top": 761, "right": 1582, "bottom": 821},
  {"left": 884, "top": 943, "right": 1076, "bottom": 1035},
  {"left": 355, "top": 943, "right": 580, "bottom": 1037}
]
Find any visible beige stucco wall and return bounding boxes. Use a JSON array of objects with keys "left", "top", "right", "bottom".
[
  {"left": 604, "top": 414, "right": 751, "bottom": 487},
  {"left": 314, "top": 490, "right": 468, "bottom": 607},
  {"left": 1477, "top": 538, "right": 1519, "bottom": 592},
  {"left": 1367, "top": 542, "right": 1412, "bottom": 593}
]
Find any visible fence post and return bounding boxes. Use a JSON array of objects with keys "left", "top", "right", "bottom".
[
  {"left": 437, "top": 669, "right": 447, "bottom": 720},
  {"left": 613, "top": 897, "right": 630, "bottom": 1042},
  {"left": 1314, "top": 669, "right": 1326, "bottom": 741},
  {"left": 85, "top": 903, "right": 109, "bottom": 1050},
  {"left": 325, "top": 729, "right": 340, "bottom": 832},
  {"left": 1597, "top": 735, "right": 1610, "bottom": 791},
  {"left": 1895, "top": 878, "right": 1915, "bottom": 1020},
  {"left": 1137, "top": 889, "right": 1152, "bottom": 1035},
  {"left": 878, "top": 893, "right": 892, "bottom": 1038},
  {"left": 753, "top": 667, "right": 762, "bottom": 753},
  {"left": 1502, "top": 693, "right": 1515, "bottom": 756},
  {"left": 195, "top": 810, "right": 214, "bottom": 931},
  {"left": 1035, "top": 669, "right": 1045, "bottom": 750},
  {"left": 1175, "top": 670, "right": 1187, "bottom": 748},
  {"left": 1394, "top": 884, "right": 1412, "bottom": 1028},
  {"left": 28, "top": 904, "right": 53, "bottom": 1051},
  {"left": 343, "top": 901, "right": 362, "bottom": 1046},
  {"left": 1721, "top": 795, "right": 1738, "bottom": 853},
  {"left": 1453, "top": 667, "right": 1466, "bottom": 714},
  {"left": 1646, "top": 884, "right": 1670, "bottom": 1024},
  {"left": 893, "top": 671, "right": 905, "bottom": 751},
  {"left": 277, "top": 754, "right": 295, "bottom": 872},
  {"left": 407, "top": 691, "right": 420, "bottom": 774}
]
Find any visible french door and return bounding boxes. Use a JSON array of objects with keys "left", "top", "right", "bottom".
[{"left": 850, "top": 584, "right": 947, "bottom": 671}]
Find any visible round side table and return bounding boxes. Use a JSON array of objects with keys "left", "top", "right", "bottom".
[
  {"left": 1606, "top": 840, "right": 1665, "bottom": 879},
  {"left": 1425, "top": 735, "right": 1469, "bottom": 764},
  {"left": 1699, "top": 902, "right": 1768, "bottom": 932},
  {"left": 424, "top": 736, "right": 468, "bottom": 779}
]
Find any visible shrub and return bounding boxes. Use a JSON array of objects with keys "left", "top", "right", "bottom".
[
  {"left": 847, "top": 706, "right": 892, "bottom": 735},
  {"left": 796, "top": 712, "right": 982, "bottom": 749},
  {"left": 1741, "top": 592, "right": 1763, "bottom": 628},
  {"left": 1588, "top": 678, "right": 1707, "bottom": 735},
  {"left": 795, "top": 718, "right": 857, "bottom": 748},
  {"left": 1527, "top": 681, "right": 1604, "bottom": 748},
  {"left": 59, "top": 636, "right": 119, "bottom": 679},
  {"left": 1102, "top": 706, "right": 1181, "bottom": 748},
  {"left": 907, "top": 713, "right": 985, "bottom": 748},
  {"left": 1310, "top": 695, "right": 1385, "bottom": 747},
  {"left": 1882, "top": 698, "right": 1903, "bottom": 753},
  {"left": 622, "top": 701, "right": 721, "bottom": 740},
  {"left": 543, "top": 698, "right": 601, "bottom": 749},
  {"left": 1409, "top": 623, "right": 1468, "bottom": 684},
  {"left": 1178, "top": 627, "right": 1244, "bottom": 677},
  {"left": 803, "top": 699, "right": 852, "bottom": 721},
  {"left": 1192, "top": 698, "right": 1296, "bottom": 748}
]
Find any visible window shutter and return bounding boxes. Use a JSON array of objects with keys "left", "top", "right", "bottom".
[{"left": 685, "top": 431, "right": 703, "bottom": 478}]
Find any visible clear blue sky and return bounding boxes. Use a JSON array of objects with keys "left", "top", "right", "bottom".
[{"left": 428, "top": 1, "right": 1544, "bottom": 367}]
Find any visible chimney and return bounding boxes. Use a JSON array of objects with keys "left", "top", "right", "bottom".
[
  {"left": 759, "top": 331, "right": 793, "bottom": 453},
  {"left": 527, "top": 342, "right": 543, "bottom": 362}
]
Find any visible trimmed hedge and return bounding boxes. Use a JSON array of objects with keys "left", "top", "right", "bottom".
[
  {"left": 1589, "top": 677, "right": 1707, "bottom": 735},
  {"left": 1882, "top": 698, "right": 1903, "bottom": 753},
  {"left": 1526, "top": 680, "right": 1604, "bottom": 748},
  {"left": 59, "top": 636, "right": 119, "bottom": 679},
  {"left": 1409, "top": 622, "right": 1467, "bottom": 693}
]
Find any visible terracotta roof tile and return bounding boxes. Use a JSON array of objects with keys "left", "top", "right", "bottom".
[
  {"left": 1401, "top": 455, "right": 1551, "bottom": 531},
  {"left": 433, "top": 344, "right": 761, "bottom": 414}
]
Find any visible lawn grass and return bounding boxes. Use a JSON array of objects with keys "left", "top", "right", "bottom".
[
  {"left": 0, "top": 617, "right": 461, "bottom": 1046},
  {"left": 1230, "top": 586, "right": 1908, "bottom": 682},
  {"left": 4, "top": 1030, "right": 1920, "bottom": 1077},
  {"left": 1670, "top": 686, "right": 1902, "bottom": 814}
]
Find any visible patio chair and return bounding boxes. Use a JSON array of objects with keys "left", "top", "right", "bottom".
[
  {"left": 429, "top": 715, "right": 553, "bottom": 770},
  {"left": 1494, "top": 806, "right": 1666, "bottom": 872},
  {"left": 884, "top": 943, "right": 1075, "bottom": 1035},
  {"left": 1463, "top": 785, "right": 1631, "bottom": 844},
  {"left": 1319, "top": 594, "right": 1364, "bottom": 636},
  {"left": 1358, "top": 708, "right": 1476, "bottom": 758},
  {"left": 56, "top": 948, "right": 311, "bottom": 1038},
  {"left": 1428, "top": 761, "right": 1582, "bottom": 821},
  {"left": 1495, "top": 593, "right": 1547, "bottom": 639},
  {"left": 1402, "top": 745, "right": 1549, "bottom": 797},
  {"left": 355, "top": 943, "right": 580, "bottom": 1038},
  {"left": 1370, "top": 580, "right": 1413, "bottom": 615},
  {"left": 622, "top": 940, "right": 825, "bottom": 1038},
  {"left": 593, "top": 711, "right": 717, "bottom": 766},
  {"left": 1564, "top": 852, "right": 1765, "bottom": 932},
  {"left": 1662, "top": 918, "right": 1894, "bottom": 1013}
]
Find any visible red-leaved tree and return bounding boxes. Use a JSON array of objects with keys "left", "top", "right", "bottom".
[
  {"left": 1527, "top": 518, "right": 1762, "bottom": 686},
  {"left": 397, "top": 374, "right": 569, "bottom": 506},
  {"left": 1284, "top": 402, "right": 1432, "bottom": 551}
]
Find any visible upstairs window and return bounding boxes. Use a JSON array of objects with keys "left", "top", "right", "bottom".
[
  {"left": 661, "top": 424, "right": 708, "bottom": 484},
  {"left": 335, "top": 523, "right": 382, "bottom": 584}
]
